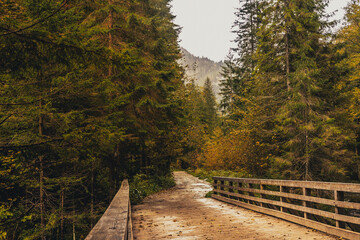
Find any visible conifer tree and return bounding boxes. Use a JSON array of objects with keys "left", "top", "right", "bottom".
[
  {"left": 253, "top": 0, "right": 353, "bottom": 180},
  {"left": 0, "top": 0, "right": 183, "bottom": 238},
  {"left": 220, "top": 0, "right": 260, "bottom": 118},
  {"left": 201, "top": 78, "right": 218, "bottom": 131},
  {"left": 335, "top": 0, "right": 360, "bottom": 180}
]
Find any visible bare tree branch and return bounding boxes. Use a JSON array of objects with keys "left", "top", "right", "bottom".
[{"left": 0, "top": 114, "right": 12, "bottom": 125}]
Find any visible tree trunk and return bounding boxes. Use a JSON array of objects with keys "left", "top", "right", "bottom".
[
  {"left": 40, "top": 156, "right": 45, "bottom": 240},
  {"left": 61, "top": 188, "right": 64, "bottom": 240},
  {"left": 109, "top": 165, "right": 115, "bottom": 203},
  {"left": 304, "top": 104, "right": 310, "bottom": 181},
  {"left": 305, "top": 130, "right": 310, "bottom": 180},
  {"left": 90, "top": 163, "right": 94, "bottom": 228},
  {"left": 72, "top": 194, "right": 76, "bottom": 240},
  {"left": 12, "top": 223, "right": 19, "bottom": 240},
  {"left": 250, "top": 0, "right": 255, "bottom": 71},
  {"left": 285, "top": 0, "right": 291, "bottom": 92},
  {"left": 39, "top": 98, "right": 45, "bottom": 240},
  {"left": 108, "top": 0, "right": 113, "bottom": 77}
]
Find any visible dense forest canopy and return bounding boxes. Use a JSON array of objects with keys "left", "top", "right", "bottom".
[
  {"left": 216, "top": 0, "right": 360, "bottom": 181},
  {"left": 1, "top": 0, "right": 360, "bottom": 239},
  {"left": 0, "top": 0, "right": 184, "bottom": 238}
]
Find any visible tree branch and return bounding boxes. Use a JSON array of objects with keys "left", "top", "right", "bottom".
[{"left": 0, "top": 114, "right": 12, "bottom": 125}]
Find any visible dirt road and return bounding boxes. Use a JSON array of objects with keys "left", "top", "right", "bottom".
[{"left": 132, "top": 171, "right": 337, "bottom": 240}]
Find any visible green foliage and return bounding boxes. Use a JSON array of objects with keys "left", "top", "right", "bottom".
[
  {"left": 202, "top": 78, "right": 218, "bottom": 131},
  {"left": 187, "top": 168, "right": 252, "bottom": 184},
  {"left": 220, "top": 0, "right": 259, "bottom": 116},
  {"left": 0, "top": 0, "right": 183, "bottom": 238},
  {"left": 205, "top": 191, "right": 213, "bottom": 198},
  {"left": 170, "top": 77, "right": 220, "bottom": 169},
  {"left": 187, "top": 168, "right": 251, "bottom": 198},
  {"left": 129, "top": 173, "right": 175, "bottom": 205},
  {"left": 3, "top": 0, "right": 360, "bottom": 238},
  {"left": 198, "top": 0, "right": 360, "bottom": 184}
]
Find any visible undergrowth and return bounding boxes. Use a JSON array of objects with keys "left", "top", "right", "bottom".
[
  {"left": 129, "top": 173, "right": 176, "bottom": 205},
  {"left": 186, "top": 168, "right": 252, "bottom": 198},
  {"left": 187, "top": 168, "right": 252, "bottom": 184}
]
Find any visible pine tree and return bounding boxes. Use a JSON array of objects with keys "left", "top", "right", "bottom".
[
  {"left": 219, "top": 54, "right": 241, "bottom": 114},
  {"left": 201, "top": 78, "right": 218, "bottom": 131},
  {"left": 220, "top": 0, "right": 260, "bottom": 118}
]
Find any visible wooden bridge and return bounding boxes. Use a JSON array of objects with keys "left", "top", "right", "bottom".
[{"left": 85, "top": 172, "right": 360, "bottom": 240}]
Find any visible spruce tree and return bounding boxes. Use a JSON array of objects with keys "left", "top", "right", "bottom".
[
  {"left": 220, "top": 0, "right": 260, "bottom": 118},
  {"left": 202, "top": 78, "right": 218, "bottom": 131},
  {"left": 253, "top": 0, "right": 353, "bottom": 180}
]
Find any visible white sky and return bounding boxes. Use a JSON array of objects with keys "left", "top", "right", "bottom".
[{"left": 171, "top": 0, "right": 350, "bottom": 62}]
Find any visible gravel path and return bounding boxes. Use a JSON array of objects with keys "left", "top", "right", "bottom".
[{"left": 132, "top": 171, "right": 338, "bottom": 240}]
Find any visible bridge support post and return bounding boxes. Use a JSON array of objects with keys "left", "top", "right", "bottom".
[{"left": 335, "top": 190, "right": 345, "bottom": 229}]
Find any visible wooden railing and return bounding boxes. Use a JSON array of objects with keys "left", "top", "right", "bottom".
[
  {"left": 85, "top": 179, "right": 133, "bottom": 240},
  {"left": 212, "top": 176, "right": 360, "bottom": 240}
]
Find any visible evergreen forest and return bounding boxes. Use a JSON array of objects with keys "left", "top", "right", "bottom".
[{"left": 1, "top": 0, "right": 360, "bottom": 239}]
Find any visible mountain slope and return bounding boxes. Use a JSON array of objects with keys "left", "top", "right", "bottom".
[{"left": 179, "top": 48, "right": 223, "bottom": 100}]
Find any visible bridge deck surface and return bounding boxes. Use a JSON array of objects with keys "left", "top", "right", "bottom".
[{"left": 132, "top": 171, "right": 338, "bottom": 240}]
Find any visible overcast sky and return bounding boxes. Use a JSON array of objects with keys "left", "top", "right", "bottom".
[{"left": 171, "top": 0, "right": 350, "bottom": 62}]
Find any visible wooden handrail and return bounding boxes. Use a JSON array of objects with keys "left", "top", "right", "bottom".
[
  {"left": 212, "top": 176, "right": 360, "bottom": 240},
  {"left": 85, "top": 179, "right": 133, "bottom": 240},
  {"left": 214, "top": 176, "right": 360, "bottom": 193}
]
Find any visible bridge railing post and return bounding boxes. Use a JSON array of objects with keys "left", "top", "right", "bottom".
[
  {"left": 248, "top": 183, "right": 254, "bottom": 205},
  {"left": 220, "top": 180, "right": 225, "bottom": 197},
  {"left": 303, "top": 188, "right": 312, "bottom": 219},
  {"left": 238, "top": 181, "right": 245, "bottom": 202},
  {"left": 229, "top": 180, "right": 234, "bottom": 199},
  {"left": 335, "top": 190, "right": 345, "bottom": 229},
  {"left": 280, "top": 185, "right": 287, "bottom": 212},
  {"left": 260, "top": 184, "right": 264, "bottom": 207},
  {"left": 213, "top": 179, "right": 218, "bottom": 195}
]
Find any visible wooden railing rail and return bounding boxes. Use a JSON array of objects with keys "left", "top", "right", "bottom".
[
  {"left": 85, "top": 179, "right": 133, "bottom": 240},
  {"left": 212, "top": 176, "right": 360, "bottom": 240}
]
